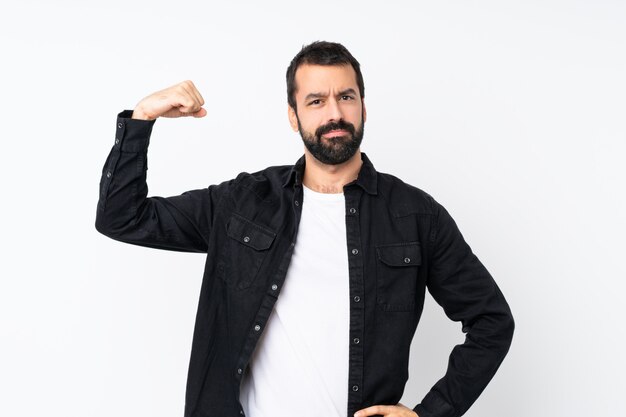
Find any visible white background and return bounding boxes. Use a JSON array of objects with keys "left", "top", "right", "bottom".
[{"left": 1, "top": 1, "right": 624, "bottom": 416}]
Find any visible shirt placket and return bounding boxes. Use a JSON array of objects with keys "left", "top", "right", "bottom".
[
  {"left": 235, "top": 183, "right": 304, "bottom": 417},
  {"left": 345, "top": 187, "right": 365, "bottom": 417}
]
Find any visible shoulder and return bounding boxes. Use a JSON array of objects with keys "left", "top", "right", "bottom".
[
  {"left": 227, "top": 163, "right": 292, "bottom": 201},
  {"left": 376, "top": 170, "right": 438, "bottom": 217},
  {"left": 234, "top": 163, "right": 291, "bottom": 186}
]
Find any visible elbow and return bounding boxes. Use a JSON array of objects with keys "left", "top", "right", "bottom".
[
  {"left": 496, "top": 309, "right": 515, "bottom": 357},
  {"left": 494, "top": 306, "right": 515, "bottom": 352},
  {"left": 94, "top": 204, "right": 123, "bottom": 239},
  {"left": 494, "top": 308, "right": 515, "bottom": 357},
  {"left": 504, "top": 309, "right": 515, "bottom": 348},
  {"left": 95, "top": 209, "right": 113, "bottom": 238},
  {"left": 465, "top": 307, "right": 515, "bottom": 356}
]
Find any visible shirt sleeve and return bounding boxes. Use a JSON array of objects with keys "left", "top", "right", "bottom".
[
  {"left": 95, "top": 110, "right": 232, "bottom": 253},
  {"left": 413, "top": 200, "right": 515, "bottom": 417}
]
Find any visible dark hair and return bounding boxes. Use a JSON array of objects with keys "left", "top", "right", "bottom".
[{"left": 286, "top": 41, "right": 365, "bottom": 111}]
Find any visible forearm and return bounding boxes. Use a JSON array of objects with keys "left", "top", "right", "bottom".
[
  {"left": 96, "top": 110, "right": 154, "bottom": 233},
  {"left": 414, "top": 294, "right": 514, "bottom": 417},
  {"left": 413, "top": 201, "right": 515, "bottom": 417}
]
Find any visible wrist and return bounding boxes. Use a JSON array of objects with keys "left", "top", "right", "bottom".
[{"left": 131, "top": 106, "right": 154, "bottom": 121}]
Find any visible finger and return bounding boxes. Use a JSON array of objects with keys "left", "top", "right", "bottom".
[
  {"left": 160, "top": 107, "right": 187, "bottom": 118},
  {"left": 192, "top": 107, "right": 207, "bottom": 118},
  {"left": 174, "top": 91, "right": 201, "bottom": 114},
  {"left": 179, "top": 81, "right": 204, "bottom": 109},
  {"left": 160, "top": 105, "right": 206, "bottom": 119},
  {"left": 354, "top": 405, "right": 393, "bottom": 417},
  {"left": 183, "top": 80, "right": 205, "bottom": 107},
  {"left": 195, "top": 88, "right": 205, "bottom": 107}
]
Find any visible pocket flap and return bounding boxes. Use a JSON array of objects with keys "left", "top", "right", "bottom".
[
  {"left": 227, "top": 214, "right": 276, "bottom": 251},
  {"left": 376, "top": 242, "right": 422, "bottom": 266}
]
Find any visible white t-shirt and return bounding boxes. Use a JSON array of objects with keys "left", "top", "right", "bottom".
[{"left": 239, "top": 183, "right": 350, "bottom": 417}]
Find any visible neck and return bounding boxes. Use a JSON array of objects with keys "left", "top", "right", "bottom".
[{"left": 302, "top": 149, "right": 363, "bottom": 194}]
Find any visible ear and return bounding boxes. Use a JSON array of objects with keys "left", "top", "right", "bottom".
[
  {"left": 362, "top": 98, "right": 367, "bottom": 123},
  {"left": 288, "top": 105, "right": 299, "bottom": 132}
]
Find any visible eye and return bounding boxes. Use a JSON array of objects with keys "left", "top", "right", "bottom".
[
  {"left": 308, "top": 99, "right": 321, "bottom": 106},
  {"left": 341, "top": 95, "right": 355, "bottom": 101}
]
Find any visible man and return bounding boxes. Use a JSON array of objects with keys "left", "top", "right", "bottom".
[{"left": 95, "top": 41, "right": 514, "bottom": 417}]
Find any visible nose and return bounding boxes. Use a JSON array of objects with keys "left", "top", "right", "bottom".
[{"left": 325, "top": 97, "right": 343, "bottom": 123}]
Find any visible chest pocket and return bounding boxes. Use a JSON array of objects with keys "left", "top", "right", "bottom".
[
  {"left": 223, "top": 213, "right": 276, "bottom": 290},
  {"left": 375, "top": 241, "right": 421, "bottom": 312}
]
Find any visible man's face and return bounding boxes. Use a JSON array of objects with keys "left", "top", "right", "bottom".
[{"left": 288, "top": 64, "right": 366, "bottom": 165}]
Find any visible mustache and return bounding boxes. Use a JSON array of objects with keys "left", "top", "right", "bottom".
[{"left": 315, "top": 120, "right": 356, "bottom": 138}]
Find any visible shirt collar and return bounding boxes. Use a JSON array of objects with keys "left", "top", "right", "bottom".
[{"left": 282, "top": 151, "right": 378, "bottom": 195}]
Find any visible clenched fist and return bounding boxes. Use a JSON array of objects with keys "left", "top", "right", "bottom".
[{"left": 132, "top": 80, "right": 206, "bottom": 120}]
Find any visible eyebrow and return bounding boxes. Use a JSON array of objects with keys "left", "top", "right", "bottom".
[{"left": 304, "top": 88, "right": 358, "bottom": 102}]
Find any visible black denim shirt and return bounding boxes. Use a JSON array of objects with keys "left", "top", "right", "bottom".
[{"left": 95, "top": 111, "right": 514, "bottom": 417}]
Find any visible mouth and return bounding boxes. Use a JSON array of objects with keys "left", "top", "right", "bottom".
[{"left": 322, "top": 129, "right": 350, "bottom": 138}]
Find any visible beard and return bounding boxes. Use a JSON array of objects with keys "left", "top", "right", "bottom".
[{"left": 297, "top": 113, "right": 364, "bottom": 165}]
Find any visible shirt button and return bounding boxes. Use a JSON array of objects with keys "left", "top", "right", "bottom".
[
  {"left": 243, "top": 236, "right": 250, "bottom": 243},
  {"left": 254, "top": 324, "right": 261, "bottom": 331},
  {"left": 353, "top": 296, "right": 361, "bottom": 303},
  {"left": 352, "top": 385, "right": 359, "bottom": 392},
  {"left": 349, "top": 207, "right": 357, "bottom": 214},
  {"left": 404, "top": 257, "right": 411, "bottom": 263},
  {"left": 117, "top": 122, "right": 123, "bottom": 129},
  {"left": 271, "top": 284, "right": 278, "bottom": 291},
  {"left": 106, "top": 171, "right": 112, "bottom": 178},
  {"left": 237, "top": 368, "right": 243, "bottom": 375},
  {"left": 115, "top": 138, "right": 120, "bottom": 145},
  {"left": 353, "top": 338, "right": 360, "bottom": 344},
  {"left": 351, "top": 248, "right": 359, "bottom": 255},
  {"left": 294, "top": 200, "right": 299, "bottom": 206}
]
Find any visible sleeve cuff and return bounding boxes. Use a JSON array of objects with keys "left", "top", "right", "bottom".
[
  {"left": 413, "top": 404, "right": 430, "bottom": 417},
  {"left": 115, "top": 110, "right": 156, "bottom": 152},
  {"left": 413, "top": 390, "right": 457, "bottom": 417}
]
